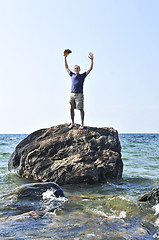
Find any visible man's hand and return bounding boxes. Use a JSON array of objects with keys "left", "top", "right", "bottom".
[
  {"left": 64, "top": 49, "right": 72, "bottom": 57},
  {"left": 86, "top": 52, "right": 94, "bottom": 76},
  {"left": 88, "top": 52, "right": 94, "bottom": 60}
]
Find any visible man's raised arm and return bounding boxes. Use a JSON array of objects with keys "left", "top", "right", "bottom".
[
  {"left": 64, "top": 55, "right": 71, "bottom": 75},
  {"left": 86, "top": 52, "right": 94, "bottom": 76}
]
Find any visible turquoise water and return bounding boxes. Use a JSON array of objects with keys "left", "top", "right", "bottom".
[{"left": 0, "top": 133, "right": 159, "bottom": 239}]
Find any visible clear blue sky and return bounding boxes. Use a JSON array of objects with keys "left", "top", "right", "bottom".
[{"left": 0, "top": 0, "right": 159, "bottom": 133}]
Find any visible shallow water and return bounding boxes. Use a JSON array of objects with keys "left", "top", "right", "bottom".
[{"left": 0, "top": 133, "right": 159, "bottom": 239}]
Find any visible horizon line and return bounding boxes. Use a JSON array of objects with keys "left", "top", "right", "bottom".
[{"left": 0, "top": 132, "right": 159, "bottom": 135}]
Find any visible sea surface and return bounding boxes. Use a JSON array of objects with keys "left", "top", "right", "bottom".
[{"left": 0, "top": 133, "right": 159, "bottom": 239}]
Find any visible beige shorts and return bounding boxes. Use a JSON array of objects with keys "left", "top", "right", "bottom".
[{"left": 69, "top": 93, "right": 84, "bottom": 110}]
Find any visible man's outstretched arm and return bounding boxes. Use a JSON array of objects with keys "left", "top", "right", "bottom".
[
  {"left": 86, "top": 52, "right": 94, "bottom": 76},
  {"left": 64, "top": 55, "right": 71, "bottom": 75}
]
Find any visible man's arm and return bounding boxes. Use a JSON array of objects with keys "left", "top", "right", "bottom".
[
  {"left": 86, "top": 52, "right": 94, "bottom": 76},
  {"left": 64, "top": 55, "right": 71, "bottom": 75}
]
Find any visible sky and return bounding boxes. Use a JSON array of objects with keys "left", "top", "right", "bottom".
[{"left": 0, "top": 0, "right": 159, "bottom": 134}]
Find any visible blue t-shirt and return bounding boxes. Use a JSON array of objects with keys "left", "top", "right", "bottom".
[{"left": 70, "top": 71, "right": 87, "bottom": 93}]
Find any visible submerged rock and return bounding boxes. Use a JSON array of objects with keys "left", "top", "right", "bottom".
[
  {"left": 138, "top": 188, "right": 159, "bottom": 204},
  {"left": 3, "top": 182, "right": 66, "bottom": 216},
  {"left": 8, "top": 123, "right": 123, "bottom": 185},
  {"left": 7, "top": 182, "right": 65, "bottom": 200}
]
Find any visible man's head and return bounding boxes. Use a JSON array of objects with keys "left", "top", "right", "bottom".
[{"left": 74, "top": 65, "right": 80, "bottom": 74}]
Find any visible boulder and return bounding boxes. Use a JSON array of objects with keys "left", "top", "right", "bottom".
[
  {"left": 8, "top": 124, "right": 123, "bottom": 185},
  {"left": 138, "top": 188, "right": 159, "bottom": 204}
]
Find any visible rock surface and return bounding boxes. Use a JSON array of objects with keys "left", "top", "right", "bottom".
[
  {"left": 8, "top": 124, "right": 123, "bottom": 185},
  {"left": 138, "top": 188, "right": 159, "bottom": 204}
]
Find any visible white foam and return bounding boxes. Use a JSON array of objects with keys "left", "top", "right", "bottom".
[
  {"left": 87, "top": 233, "right": 96, "bottom": 237},
  {"left": 42, "top": 189, "right": 67, "bottom": 214},
  {"left": 89, "top": 209, "right": 126, "bottom": 219},
  {"left": 153, "top": 233, "right": 159, "bottom": 239},
  {"left": 7, "top": 169, "right": 18, "bottom": 175},
  {"left": 42, "top": 189, "right": 67, "bottom": 202},
  {"left": 152, "top": 204, "right": 159, "bottom": 215},
  {"left": 153, "top": 204, "right": 159, "bottom": 230},
  {"left": 42, "top": 189, "right": 56, "bottom": 200},
  {"left": 92, "top": 209, "right": 108, "bottom": 218},
  {"left": 109, "top": 210, "right": 126, "bottom": 219},
  {"left": 155, "top": 218, "right": 159, "bottom": 227},
  {"left": 119, "top": 210, "right": 127, "bottom": 218},
  {"left": 119, "top": 196, "right": 132, "bottom": 202},
  {"left": 108, "top": 195, "right": 131, "bottom": 202}
]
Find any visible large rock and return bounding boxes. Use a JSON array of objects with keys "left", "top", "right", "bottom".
[{"left": 8, "top": 124, "right": 123, "bottom": 185}]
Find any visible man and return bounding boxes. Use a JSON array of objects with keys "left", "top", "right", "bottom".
[{"left": 64, "top": 52, "right": 94, "bottom": 129}]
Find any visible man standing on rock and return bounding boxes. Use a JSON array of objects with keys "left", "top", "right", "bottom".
[{"left": 64, "top": 51, "right": 94, "bottom": 129}]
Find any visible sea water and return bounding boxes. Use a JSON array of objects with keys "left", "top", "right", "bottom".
[{"left": 0, "top": 133, "right": 159, "bottom": 239}]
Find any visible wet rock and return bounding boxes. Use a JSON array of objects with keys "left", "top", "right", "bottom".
[
  {"left": 8, "top": 211, "right": 39, "bottom": 221},
  {"left": 8, "top": 123, "right": 123, "bottom": 185},
  {"left": 7, "top": 182, "right": 65, "bottom": 200},
  {"left": 138, "top": 188, "right": 159, "bottom": 204},
  {"left": 3, "top": 182, "right": 66, "bottom": 216}
]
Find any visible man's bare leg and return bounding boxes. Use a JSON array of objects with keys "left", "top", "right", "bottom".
[
  {"left": 79, "top": 109, "right": 84, "bottom": 129},
  {"left": 69, "top": 108, "right": 75, "bottom": 128}
]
